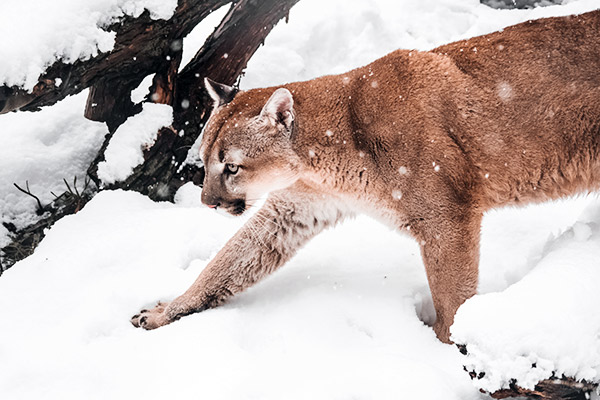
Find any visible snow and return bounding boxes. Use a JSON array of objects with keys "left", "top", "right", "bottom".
[
  {"left": 130, "top": 73, "right": 155, "bottom": 104},
  {"left": 452, "top": 203, "right": 600, "bottom": 392},
  {"left": 240, "top": 0, "right": 600, "bottom": 89},
  {"left": 0, "top": 187, "right": 470, "bottom": 399},
  {"left": 0, "top": 0, "right": 177, "bottom": 91},
  {"left": 0, "top": 92, "right": 106, "bottom": 234},
  {"left": 0, "top": 187, "right": 597, "bottom": 399},
  {"left": 1, "top": 0, "right": 600, "bottom": 399},
  {"left": 118, "top": 0, "right": 178, "bottom": 20},
  {"left": 97, "top": 103, "right": 173, "bottom": 185},
  {"left": 180, "top": 4, "right": 231, "bottom": 71}
]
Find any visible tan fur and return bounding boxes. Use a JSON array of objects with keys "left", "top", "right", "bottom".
[{"left": 131, "top": 10, "right": 600, "bottom": 343}]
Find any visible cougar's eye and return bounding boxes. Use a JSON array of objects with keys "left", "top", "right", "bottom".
[{"left": 225, "top": 163, "right": 239, "bottom": 174}]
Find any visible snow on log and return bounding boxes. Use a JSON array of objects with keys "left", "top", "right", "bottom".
[
  {"left": 0, "top": 0, "right": 178, "bottom": 91},
  {"left": 451, "top": 210, "right": 600, "bottom": 399},
  {"left": 0, "top": 0, "right": 230, "bottom": 115},
  {"left": 97, "top": 103, "right": 174, "bottom": 185}
]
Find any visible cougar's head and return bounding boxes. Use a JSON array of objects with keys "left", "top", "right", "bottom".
[{"left": 199, "top": 78, "right": 301, "bottom": 216}]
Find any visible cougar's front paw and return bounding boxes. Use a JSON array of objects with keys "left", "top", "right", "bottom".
[{"left": 130, "top": 301, "right": 171, "bottom": 330}]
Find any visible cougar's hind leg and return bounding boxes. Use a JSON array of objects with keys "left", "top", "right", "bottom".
[{"left": 415, "top": 210, "right": 482, "bottom": 343}]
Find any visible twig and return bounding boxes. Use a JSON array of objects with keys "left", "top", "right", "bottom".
[
  {"left": 63, "top": 178, "right": 73, "bottom": 195},
  {"left": 50, "top": 191, "right": 66, "bottom": 201},
  {"left": 83, "top": 175, "right": 93, "bottom": 192},
  {"left": 73, "top": 176, "right": 80, "bottom": 198},
  {"left": 13, "top": 181, "right": 45, "bottom": 214}
]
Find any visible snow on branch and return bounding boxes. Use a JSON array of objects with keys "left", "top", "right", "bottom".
[{"left": 0, "top": 0, "right": 231, "bottom": 115}]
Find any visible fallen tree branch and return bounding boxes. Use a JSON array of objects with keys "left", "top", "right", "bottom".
[{"left": 0, "top": 0, "right": 231, "bottom": 116}]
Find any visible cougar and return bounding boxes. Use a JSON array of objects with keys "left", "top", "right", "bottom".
[{"left": 132, "top": 10, "right": 600, "bottom": 343}]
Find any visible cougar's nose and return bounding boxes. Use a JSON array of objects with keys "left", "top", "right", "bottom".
[
  {"left": 205, "top": 199, "right": 221, "bottom": 209},
  {"left": 201, "top": 192, "right": 221, "bottom": 209}
]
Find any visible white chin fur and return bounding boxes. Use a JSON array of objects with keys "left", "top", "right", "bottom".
[{"left": 245, "top": 194, "right": 268, "bottom": 216}]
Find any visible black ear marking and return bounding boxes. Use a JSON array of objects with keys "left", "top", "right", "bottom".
[{"left": 204, "top": 78, "right": 239, "bottom": 106}]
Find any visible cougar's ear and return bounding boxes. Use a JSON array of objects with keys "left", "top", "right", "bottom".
[
  {"left": 204, "top": 77, "right": 238, "bottom": 106},
  {"left": 260, "top": 88, "right": 294, "bottom": 131}
]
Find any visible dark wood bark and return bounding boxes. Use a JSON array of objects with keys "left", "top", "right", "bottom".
[
  {"left": 84, "top": 76, "right": 143, "bottom": 132},
  {"left": 490, "top": 376, "right": 597, "bottom": 399}
]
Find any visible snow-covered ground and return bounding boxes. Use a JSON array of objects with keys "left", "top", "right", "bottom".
[
  {"left": 1, "top": 0, "right": 599, "bottom": 399},
  {"left": 0, "top": 92, "right": 107, "bottom": 245}
]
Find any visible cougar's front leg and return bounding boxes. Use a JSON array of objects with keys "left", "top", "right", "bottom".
[
  {"left": 416, "top": 211, "right": 482, "bottom": 343},
  {"left": 131, "top": 184, "right": 348, "bottom": 330}
]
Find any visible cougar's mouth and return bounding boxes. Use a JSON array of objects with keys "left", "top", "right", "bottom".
[
  {"left": 207, "top": 198, "right": 247, "bottom": 217},
  {"left": 229, "top": 198, "right": 247, "bottom": 216}
]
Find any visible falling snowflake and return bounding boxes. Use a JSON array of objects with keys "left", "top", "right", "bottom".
[{"left": 497, "top": 82, "right": 513, "bottom": 101}]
